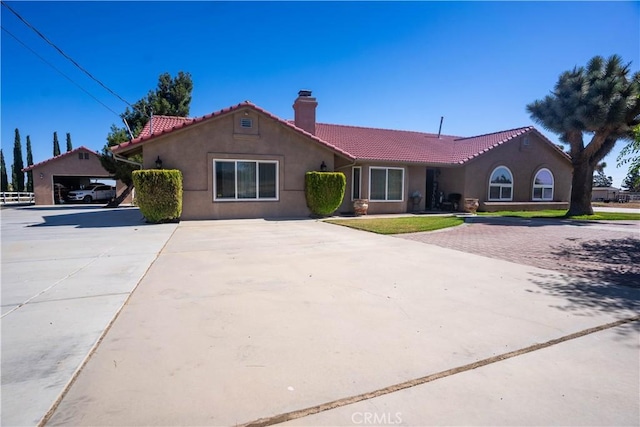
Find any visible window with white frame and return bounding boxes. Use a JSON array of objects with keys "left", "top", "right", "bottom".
[
  {"left": 369, "top": 167, "right": 404, "bottom": 201},
  {"left": 488, "top": 166, "right": 513, "bottom": 201},
  {"left": 352, "top": 166, "right": 361, "bottom": 200},
  {"left": 214, "top": 160, "right": 278, "bottom": 201},
  {"left": 532, "top": 168, "right": 554, "bottom": 201}
]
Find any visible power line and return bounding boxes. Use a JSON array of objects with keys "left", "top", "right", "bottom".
[
  {"left": 2, "top": 26, "right": 122, "bottom": 118},
  {"left": 1, "top": 0, "right": 147, "bottom": 118}
]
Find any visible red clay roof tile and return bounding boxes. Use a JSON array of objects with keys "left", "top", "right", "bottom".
[
  {"left": 112, "top": 102, "right": 355, "bottom": 160},
  {"left": 111, "top": 102, "right": 569, "bottom": 165},
  {"left": 138, "top": 115, "right": 193, "bottom": 138}
]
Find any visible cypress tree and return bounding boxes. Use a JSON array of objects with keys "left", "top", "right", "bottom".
[
  {"left": 12, "top": 128, "right": 25, "bottom": 192},
  {"left": 66, "top": 132, "right": 73, "bottom": 152},
  {"left": 26, "top": 135, "right": 34, "bottom": 192},
  {"left": 53, "top": 131, "right": 61, "bottom": 156},
  {"left": 0, "top": 149, "right": 8, "bottom": 192},
  {"left": 11, "top": 165, "right": 16, "bottom": 192}
]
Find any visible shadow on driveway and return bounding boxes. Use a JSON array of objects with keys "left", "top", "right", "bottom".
[
  {"left": 528, "top": 236, "right": 640, "bottom": 336},
  {"left": 27, "top": 207, "right": 148, "bottom": 228}
]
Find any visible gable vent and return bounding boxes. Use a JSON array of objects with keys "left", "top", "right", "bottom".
[{"left": 240, "top": 117, "right": 253, "bottom": 128}]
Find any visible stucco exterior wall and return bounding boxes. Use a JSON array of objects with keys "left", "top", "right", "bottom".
[
  {"left": 333, "top": 162, "right": 425, "bottom": 215},
  {"left": 141, "top": 109, "right": 335, "bottom": 220},
  {"left": 31, "top": 149, "right": 112, "bottom": 205},
  {"left": 463, "top": 133, "right": 572, "bottom": 209},
  {"left": 437, "top": 166, "right": 466, "bottom": 209}
]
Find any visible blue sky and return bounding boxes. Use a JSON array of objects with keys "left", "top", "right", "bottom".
[{"left": 2, "top": 1, "right": 639, "bottom": 187}]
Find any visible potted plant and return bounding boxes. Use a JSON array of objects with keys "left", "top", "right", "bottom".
[
  {"left": 464, "top": 197, "right": 479, "bottom": 214},
  {"left": 410, "top": 191, "right": 423, "bottom": 212},
  {"left": 353, "top": 198, "right": 369, "bottom": 215}
]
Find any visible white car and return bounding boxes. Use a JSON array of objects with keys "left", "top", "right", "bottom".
[{"left": 67, "top": 184, "right": 116, "bottom": 203}]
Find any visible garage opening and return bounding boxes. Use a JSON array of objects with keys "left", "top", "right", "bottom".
[{"left": 53, "top": 176, "right": 116, "bottom": 204}]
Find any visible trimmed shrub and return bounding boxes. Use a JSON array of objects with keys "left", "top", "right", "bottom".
[
  {"left": 305, "top": 171, "right": 346, "bottom": 216},
  {"left": 132, "top": 169, "right": 183, "bottom": 223}
]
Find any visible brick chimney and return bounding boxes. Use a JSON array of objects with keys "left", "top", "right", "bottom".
[{"left": 293, "top": 90, "right": 317, "bottom": 135}]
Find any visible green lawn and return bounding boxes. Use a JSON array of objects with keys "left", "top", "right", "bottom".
[
  {"left": 478, "top": 210, "right": 640, "bottom": 221},
  {"left": 325, "top": 216, "right": 464, "bottom": 234}
]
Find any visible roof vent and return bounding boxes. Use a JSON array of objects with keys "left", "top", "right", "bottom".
[{"left": 298, "top": 90, "right": 312, "bottom": 97}]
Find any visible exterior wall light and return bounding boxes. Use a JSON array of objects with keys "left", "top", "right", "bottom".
[
  {"left": 155, "top": 156, "right": 163, "bottom": 169},
  {"left": 320, "top": 161, "right": 327, "bottom": 172}
]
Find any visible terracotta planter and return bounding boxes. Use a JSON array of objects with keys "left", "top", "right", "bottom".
[
  {"left": 464, "top": 198, "right": 479, "bottom": 214},
  {"left": 353, "top": 198, "right": 369, "bottom": 216}
]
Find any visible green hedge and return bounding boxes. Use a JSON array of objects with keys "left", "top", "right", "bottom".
[
  {"left": 132, "top": 169, "right": 183, "bottom": 223},
  {"left": 305, "top": 172, "right": 346, "bottom": 216}
]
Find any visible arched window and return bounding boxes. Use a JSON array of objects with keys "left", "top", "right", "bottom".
[
  {"left": 532, "top": 168, "right": 554, "bottom": 201},
  {"left": 488, "top": 166, "right": 513, "bottom": 201}
]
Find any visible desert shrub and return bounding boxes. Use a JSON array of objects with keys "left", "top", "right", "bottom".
[
  {"left": 304, "top": 171, "right": 346, "bottom": 216},
  {"left": 132, "top": 169, "right": 183, "bottom": 223}
]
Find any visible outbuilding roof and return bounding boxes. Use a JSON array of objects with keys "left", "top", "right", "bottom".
[{"left": 22, "top": 146, "right": 98, "bottom": 172}]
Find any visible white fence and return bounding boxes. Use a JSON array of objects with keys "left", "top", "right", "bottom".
[{"left": 0, "top": 192, "right": 35, "bottom": 205}]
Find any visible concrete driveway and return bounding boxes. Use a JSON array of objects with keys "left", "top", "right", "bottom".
[
  {"left": 43, "top": 218, "right": 639, "bottom": 426},
  {"left": 1, "top": 206, "right": 177, "bottom": 426}
]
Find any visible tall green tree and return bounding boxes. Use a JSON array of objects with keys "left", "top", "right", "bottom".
[
  {"left": 11, "top": 165, "right": 16, "bottom": 192},
  {"left": 592, "top": 162, "right": 613, "bottom": 187},
  {"left": 622, "top": 166, "right": 640, "bottom": 192},
  {"left": 26, "top": 135, "right": 34, "bottom": 192},
  {"left": 53, "top": 131, "right": 61, "bottom": 156},
  {"left": 0, "top": 149, "right": 8, "bottom": 192},
  {"left": 617, "top": 124, "right": 640, "bottom": 185},
  {"left": 101, "top": 71, "right": 193, "bottom": 207},
  {"left": 527, "top": 55, "right": 640, "bottom": 216},
  {"left": 12, "top": 128, "right": 24, "bottom": 192},
  {"left": 66, "top": 132, "right": 73, "bottom": 152}
]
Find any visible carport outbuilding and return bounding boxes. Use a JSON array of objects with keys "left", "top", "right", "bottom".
[{"left": 23, "top": 146, "right": 122, "bottom": 205}]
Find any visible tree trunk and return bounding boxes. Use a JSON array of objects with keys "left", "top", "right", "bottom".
[
  {"left": 566, "top": 160, "right": 594, "bottom": 216},
  {"left": 104, "top": 184, "right": 134, "bottom": 208}
]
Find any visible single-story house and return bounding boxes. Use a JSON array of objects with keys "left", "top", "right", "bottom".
[
  {"left": 591, "top": 186, "right": 621, "bottom": 202},
  {"left": 112, "top": 90, "right": 572, "bottom": 220},
  {"left": 23, "top": 146, "right": 127, "bottom": 205}
]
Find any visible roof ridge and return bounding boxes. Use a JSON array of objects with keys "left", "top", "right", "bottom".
[
  {"left": 23, "top": 146, "right": 98, "bottom": 171},
  {"left": 454, "top": 126, "right": 533, "bottom": 141},
  {"left": 150, "top": 115, "right": 193, "bottom": 120},
  {"left": 113, "top": 101, "right": 355, "bottom": 161},
  {"left": 317, "top": 122, "right": 452, "bottom": 138}
]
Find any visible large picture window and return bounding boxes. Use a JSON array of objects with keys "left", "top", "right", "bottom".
[
  {"left": 214, "top": 160, "right": 278, "bottom": 201},
  {"left": 369, "top": 167, "right": 404, "bottom": 201},
  {"left": 488, "top": 166, "right": 513, "bottom": 201},
  {"left": 532, "top": 168, "right": 554, "bottom": 201}
]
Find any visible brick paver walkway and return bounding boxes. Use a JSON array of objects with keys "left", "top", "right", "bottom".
[{"left": 397, "top": 217, "right": 640, "bottom": 288}]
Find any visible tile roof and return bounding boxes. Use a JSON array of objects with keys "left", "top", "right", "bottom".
[
  {"left": 112, "top": 102, "right": 355, "bottom": 160},
  {"left": 138, "top": 115, "right": 194, "bottom": 138},
  {"left": 112, "top": 102, "right": 569, "bottom": 166},
  {"left": 23, "top": 146, "right": 98, "bottom": 171},
  {"left": 314, "top": 124, "right": 567, "bottom": 165}
]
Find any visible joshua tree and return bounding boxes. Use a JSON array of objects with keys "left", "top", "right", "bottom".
[{"left": 527, "top": 55, "right": 640, "bottom": 215}]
